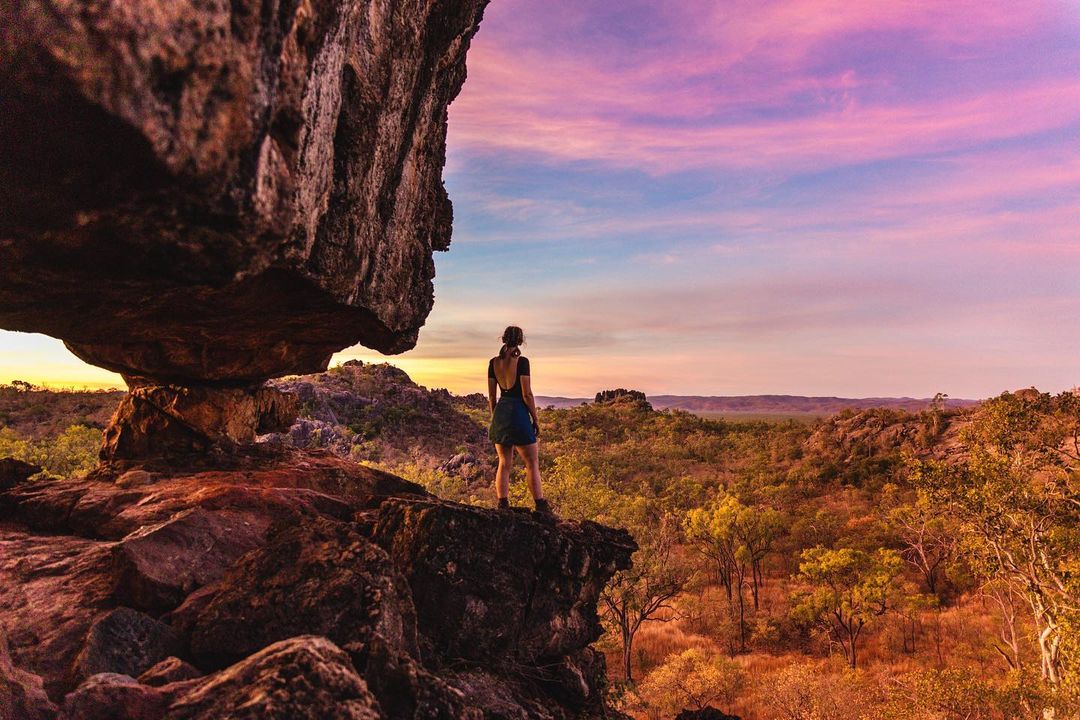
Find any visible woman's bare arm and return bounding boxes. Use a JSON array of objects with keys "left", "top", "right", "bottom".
[
  {"left": 521, "top": 375, "right": 540, "bottom": 434},
  {"left": 488, "top": 376, "right": 498, "bottom": 415}
]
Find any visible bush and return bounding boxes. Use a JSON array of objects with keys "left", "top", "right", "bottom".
[
  {"left": 0, "top": 424, "right": 100, "bottom": 478},
  {"left": 638, "top": 648, "right": 745, "bottom": 719}
]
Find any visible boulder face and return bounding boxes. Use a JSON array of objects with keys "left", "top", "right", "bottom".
[
  {"left": 0, "top": 458, "right": 637, "bottom": 718},
  {"left": 0, "top": 0, "right": 488, "bottom": 385},
  {"left": 100, "top": 384, "right": 299, "bottom": 462}
]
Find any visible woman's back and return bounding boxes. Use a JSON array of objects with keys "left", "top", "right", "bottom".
[{"left": 489, "top": 355, "right": 530, "bottom": 399}]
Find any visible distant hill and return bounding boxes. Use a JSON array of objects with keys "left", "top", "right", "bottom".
[{"left": 537, "top": 394, "right": 979, "bottom": 415}]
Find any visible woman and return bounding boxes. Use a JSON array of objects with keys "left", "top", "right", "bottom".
[{"left": 488, "top": 326, "right": 551, "bottom": 515}]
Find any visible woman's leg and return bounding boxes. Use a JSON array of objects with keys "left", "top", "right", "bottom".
[
  {"left": 494, "top": 443, "right": 514, "bottom": 500},
  {"left": 514, "top": 442, "right": 544, "bottom": 500}
]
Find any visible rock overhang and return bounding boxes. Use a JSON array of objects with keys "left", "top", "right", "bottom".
[{"left": 0, "top": 0, "right": 489, "bottom": 385}]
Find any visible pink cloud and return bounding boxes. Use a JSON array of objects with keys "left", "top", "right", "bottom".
[
  {"left": 451, "top": 76, "right": 1080, "bottom": 173},
  {"left": 450, "top": 0, "right": 1079, "bottom": 174}
]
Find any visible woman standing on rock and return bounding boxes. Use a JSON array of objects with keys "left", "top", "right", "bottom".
[{"left": 488, "top": 326, "right": 551, "bottom": 515}]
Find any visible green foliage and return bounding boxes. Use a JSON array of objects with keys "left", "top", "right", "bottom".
[
  {"left": 0, "top": 424, "right": 100, "bottom": 478},
  {"left": 911, "top": 390, "right": 1080, "bottom": 698},
  {"left": 637, "top": 647, "right": 746, "bottom": 717},
  {"left": 890, "top": 668, "right": 1021, "bottom": 720},
  {"left": 602, "top": 519, "right": 689, "bottom": 681},
  {"left": 791, "top": 546, "right": 903, "bottom": 668}
]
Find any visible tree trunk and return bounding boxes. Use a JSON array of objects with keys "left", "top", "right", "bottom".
[
  {"left": 737, "top": 581, "right": 747, "bottom": 652},
  {"left": 751, "top": 562, "right": 760, "bottom": 611}
]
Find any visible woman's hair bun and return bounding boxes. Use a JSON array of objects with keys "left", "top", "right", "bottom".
[{"left": 500, "top": 326, "right": 524, "bottom": 357}]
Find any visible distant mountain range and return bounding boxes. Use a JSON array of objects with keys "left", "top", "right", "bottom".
[{"left": 535, "top": 394, "right": 980, "bottom": 415}]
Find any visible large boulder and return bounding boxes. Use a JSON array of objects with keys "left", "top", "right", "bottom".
[
  {"left": 168, "top": 516, "right": 418, "bottom": 668},
  {"left": 0, "top": 528, "right": 115, "bottom": 697},
  {"left": 165, "top": 636, "right": 382, "bottom": 720},
  {"left": 0, "top": 0, "right": 489, "bottom": 385},
  {"left": 74, "top": 608, "right": 182, "bottom": 681},
  {"left": 370, "top": 499, "right": 637, "bottom": 666}
]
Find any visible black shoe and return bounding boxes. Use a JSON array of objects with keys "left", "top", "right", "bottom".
[
  {"left": 497, "top": 497, "right": 510, "bottom": 510},
  {"left": 533, "top": 498, "right": 554, "bottom": 516}
]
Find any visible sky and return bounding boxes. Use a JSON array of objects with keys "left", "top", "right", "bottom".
[{"left": 2, "top": 0, "right": 1079, "bottom": 398}]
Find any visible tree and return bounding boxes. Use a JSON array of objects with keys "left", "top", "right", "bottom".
[
  {"left": 685, "top": 496, "right": 750, "bottom": 650},
  {"left": 892, "top": 669, "right": 1012, "bottom": 720},
  {"left": 638, "top": 648, "right": 746, "bottom": 718},
  {"left": 733, "top": 502, "right": 784, "bottom": 610},
  {"left": 912, "top": 391, "right": 1080, "bottom": 691},
  {"left": 791, "top": 546, "right": 902, "bottom": 668},
  {"left": 0, "top": 424, "right": 100, "bottom": 478},
  {"left": 601, "top": 519, "right": 688, "bottom": 682},
  {"left": 887, "top": 493, "right": 956, "bottom": 598},
  {"left": 685, "top": 498, "right": 739, "bottom": 604}
]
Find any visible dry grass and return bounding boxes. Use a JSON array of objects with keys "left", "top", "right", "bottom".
[{"left": 605, "top": 576, "right": 1030, "bottom": 720}]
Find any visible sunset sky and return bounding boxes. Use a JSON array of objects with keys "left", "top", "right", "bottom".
[{"left": 2, "top": 0, "right": 1079, "bottom": 397}]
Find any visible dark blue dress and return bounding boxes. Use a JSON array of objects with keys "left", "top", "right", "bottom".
[{"left": 488, "top": 356, "right": 537, "bottom": 446}]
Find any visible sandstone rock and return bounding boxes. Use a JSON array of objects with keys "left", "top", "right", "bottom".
[
  {"left": 74, "top": 607, "right": 182, "bottom": 681},
  {"left": 443, "top": 670, "right": 550, "bottom": 720},
  {"left": 370, "top": 499, "right": 636, "bottom": 665},
  {"left": 347, "top": 633, "right": 481, "bottom": 720},
  {"left": 169, "top": 517, "right": 417, "bottom": 668},
  {"left": 0, "top": 0, "right": 489, "bottom": 385},
  {"left": 0, "top": 625, "right": 57, "bottom": 720},
  {"left": 0, "top": 457, "right": 41, "bottom": 490},
  {"left": 136, "top": 657, "right": 202, "bottom": 687},
  {"left": 165, "top": 636, "right": 381, "bottom": 720},
  {"left": 59, "top": 673, "right": 167, "bottom": 720},
  {"left": 2, "top": 451, "right": 419, "bottom": 540},
  {"left": 101, "top": 384, "right": 299, "bottom": 462},
  {"left": 115, "top": 470, "right": 157, "bottom": 488},
  {"left": 110, "top": 508, "right": 270, "bottom": 612},
  {"left": 1, "top": 456, "right": 633, "bottom": 717},
  {"left": 0, "top": 527, "right": 114, "bottom": 697}
]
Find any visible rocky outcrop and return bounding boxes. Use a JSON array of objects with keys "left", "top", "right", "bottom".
[
  {"left": 0, "top": 453, "right": 637, "bottom": 717},
  {"left": 101, "top": 385, "right": 298, "bottom": 463},
  {"left": 0, "top": 0, "right": 488, "bottom": 384},
  {"left": 594, "top": 389, "right": 651, "bottom": 408},
  {"left": 269, "top": 360, "right": 490, "bottom": 476},
  {"left": 0, "top": 452, "right": 423, "bottom": 695},
  {"left": 371, "top": 499, "right": 635, "bottom": 668},
  {"left": 1, "top": 0, "right": 489, "bottom": 460}
]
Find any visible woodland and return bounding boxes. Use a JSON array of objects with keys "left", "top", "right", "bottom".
[{"left": 5, "top": 370, "right": 1077, "bottom": 720}]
